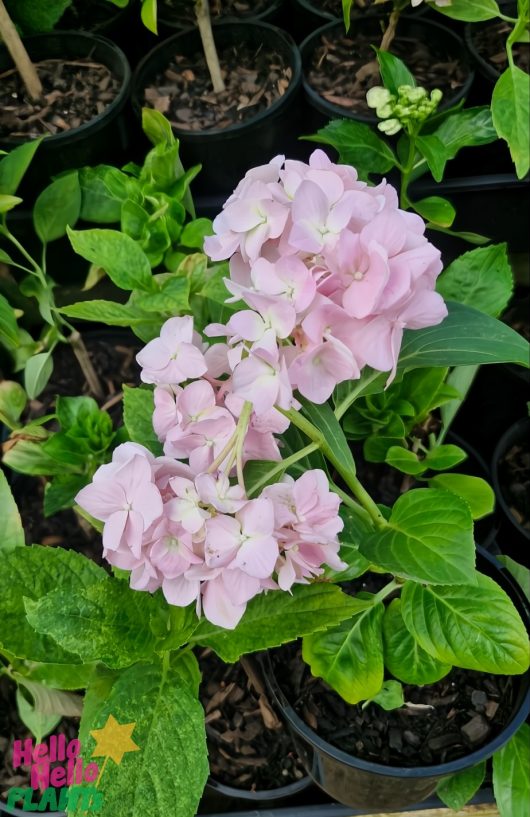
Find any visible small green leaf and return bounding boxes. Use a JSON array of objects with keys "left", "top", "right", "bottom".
[
  {"left": 0, "top": 470, "right": 25, "bottom": 550},
  {"left": 60, "top": 299, "right": 156, "bottom": 330},
  {"left": 20, "top": 661, "right": 95, "bottom": 690},
  {"left": 16, "top": 689, "right": 61, "bottom": 745},
  {"left": 142, "top": 107, "right": 173, "bottom": 146},
  {"left": 425, "top": 443, "right": 467, "bottom": 471},
  {"left": 141, "top": 0, "right": 158, "bottom": 34},
  {"left": 437, "top": 244, "right": 514, "bottom": 318},
  {"left": 0, "top": 380, "right": 27, "bottom": 428},
  {"left": 360, "top": 488, "right": 476, "bottom": 585},
  {"left": 437, "top": 762, "right": 487, "bottom": 811},
  {"left": 401, "top": 573, "right": 530, "bottom": 674},
  {"left": 376, "top": 49, "right": 416, "bottom": 94},
  {"left": 414, "top": 196, "right": 456, "bottom": 227},
  {"left": 67, "top": 228, "right": 154, "bottom": 292},
  {"left": 55, "top": 395, "right": 99, "bottom": 430},
  {"left": 0, "top": 194, "right": 23, "bottom": 213},
  {"left": 44, "top": 475, "right": 88, "bottom": 517},
  {"left": 300, "top": 399, "right": 357, "bottom": 478},
  {"left": 0, "top": 292, "right": 20, "bottom": 349},
  {"left": 191, "top": 584, "right": 361, "bottom": 663},
  {"left": 123, "top": 385, "right": 163, "bottom": 456},
  {"left": 24, "top": 351, "right": 54, "bottom": 399},
  {"left": 33, "top": 172, "right": 81, "bottom": 243},
  {"left": 2, "top": 439, "right": 80, "bottom": 476},
  {"left": 433, "top": 0, "right": 501, "bottom": 20},
  {"left": 416, "top": 135, "right": 447, "bottom": 182},
  {"left": 383, "top": 599, "right": 451, "bottom": 685},
  {"left": 180, "top": 218, "right": 213, "bottom": 249},
  {"left": 429, "top": 473, "right": 495, "bottom": 520},
  {"left": 385, "top": 446, "right": 426, "bottom": 476},
  {"left": 492, "top": 66, "right": 530, "bottom": 179},
  {"left": 365, "top": 679, "right": 404, "bottom": 711},
  {"left": 14, "top": 674, "right": 83, "bottom": 717},
  {"left": 303, "top": 119, "right": 396, "bottom": 180},
  {"left": 493, "top": 723, "right": 530, "bottom": 817},
  {"left": 0, "top": 139, "right": 42, "bottom": 195},
  {"left": 79, "top": 165, "right": 128, "bottom": 223},
  {"left": 497, "top": 556, "right": 530, "bottom": 604},
  {"left": 303, "top": 601, "right": 385, "bottom": 704}
]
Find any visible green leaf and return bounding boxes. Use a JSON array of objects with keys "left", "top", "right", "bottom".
[
  {"left": 327, "top": 504, "right": 372, "bottom": 581},
  {"left": 0, "top": 292, "right": 19, "bottom": 349},
  {"left": 492, "top": 66, "right": 530, "bottom": 178},
  {"left": 25, "top": 579, "right": 161, "bottom": 669},
  {"left": 0, "top": 194, "right": 22, "bottom": 213},
  {"left": 24, "top": 351, "right": 54, "bottom": 399},
  {"left": 414, "top": 196, "right": 456, "bottom": 228},
  {"left": 0, "top": 470, "right": 25, "bottom": 550},
  {"left": 60, "top": 299, "right": 157, "bottom": 330},
  {"left": 16, "top": 689, "right": 61, "bottom": 745},
  {"left": 497, "top": 556, "right": 530, "bottom": 604},
  {"left": 33, "top": 172, "right": 81, "bottom": 243},
  {"left": 55, "top": 395, "right": 99, "bottom": 430},
  {"left": 139, "top": 274, "right": 190, "bottom": 314},
  {"left": 19, "top": 661, "right": 95, "bottom": 690},
  {"left": 416, "top": 135, "right": 447, "bottom": 182},
  {"left": 383, "top": 599, "right": 451, "bottom": 685},
  {"left": 79, "top": 165, "right": 128, "bottom": 223},
  {"left": 14, "top": 674, "right": 83, "bottom": 717},
  {"left": 303, "top": 119, "right": 396, "bottom": 180},
  {"left": 67, "top": 228, "right": 154, "bottom": 292},
  {"left": 359, "top": 488, "right": 476, "bottom": 585},
  {"left": 385, "top": 446, "right": 426, "bottom": 476},
  {"left": 180, "top": 218, "right": 213, "bottom": 249},
  {"left": 2, "top": 439, "right": 80, "bottom": 476},
  {"left": 433, "top": 0, "right": 501, "bottom": 20},
  {"left": 303, "top": 601, "right": 385, "bottom": 704},
  {"left": 428, "top": 106, "right": 497, "bottom": 172},
  {"left": 397, "top": 301, "right": 530, "bottom": 372},
  {"left": 401, "top": 573, "right": 530, "bottom": 674},
  {"left": 300, "top": 398, "right": 357, "bottom": 478},
  {"left": 244, "top": 459, "right": 284, "bottom": 496},
  {"left": 150, "top": 601, "right": 199, "bottom": 653},
  {"left": 44, "top": 474, "right": 88, "bottom": 517},
  {"left": 376, "top": 49, "right": 416, "bottom": 94},
  {"left": 425, "top": 443, "right": 467, "bottom": 470},
  {"left": 4, "top": 0, "right": 71, "bottom": 33},
  {"left": 429, "top": 473, "right": 495, "bottom": 520},
  {"left": 365, "top": 679, "right": 404, "bottom": 711},
  {"left": 0, "top": 545, "right": 105, "bottom": 663},
  {"left": 0, "top": 380, "right": 27, "bottom": 428},
  {"left": 123, "top": 385, "right": 163, "bottom": 456},
  {"left": 437, "top": 762, "right": 487, "bottom": 811},
  {"left": 0, "top": 138, "right": 42, "bottom": 195},
  {"left": 71, "top": 655, "right": 208, "bottom": 817},
  {"left": 191, "top": 583, "right": 361, "bottom": 663},
  {"left": 142, "top": 107, "right": 173, "bottom": 146},
  {"left": 493, "top": 723, "right": 530, "bottom": 817},
  {"left": 437, "top": 244, "right": 514, "bottom": 318},
  {"left": 141, "top": 0, "right": 158, "bottom": 34}
]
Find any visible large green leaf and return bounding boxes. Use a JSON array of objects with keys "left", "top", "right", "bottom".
[
  {"left": 0, "top": 139, "right": 42, "bottom": 195},
  {"left": 0, "top": 469, "right": 25, "bottom": 550},
  {"left": 437, "top": 244, "right": 513, "bottom": 318},
  {"left": 299, "top": 399, "right": 357, "bottom": 478},
  {"left": 428, "top": 473, "right": 495, "bottom": 520},
  {"left": 303, "top": 601, "right": 385, "bottom": 704},
  {"left": 191, "top": 584, "right": 361, "bottom": 663},
  {"left": 4, "top": 0, "right": 70, "bottom": 32},
  {"left": 383, "top": 599, "right": 451, "bottom": 686},
  {"left": 25, "top": 579, "right": 160, "bottom": 669},
  {"left": 397, "top": 301, "right": 530, "bottom": 372},
  {"left": 493, "top": 723, "right": 530, "bottom": 817},
  {"left": 60, "top": 299, "right": 152, "bottom": 327},
  {"left": 426, "top": 107, "right": 497, "bottom": 175},
  {"left": 0, "top": 292, "right": 19, "bottom": 349},
  {"left": 79, "top": 165, "right": 128, "bottom": 223},
  {"left": 303, "top": 119, "right": 396, "bottom": 180},
  {"left": 359, "top": 488, "right": 476, "bottom": 585},
  {"left": 70, "top": 655, "right": 208, "bottom": 817},
  {"left": 19, "top": 661, "right": 95, "bottom": 690},
  {"left": 0, "top": 546, "right": 105, "bottom": 663},
  {"left": 67, "top": 228, "right": 154, "bottom": 292},
  {"left": 401, "top": 573, "right": 530, "bottom": 674},
  {"left": 376, "top": 49, "right": 416, "bottom": 94},
  {"left": 492, "top": 65, "right": 530, "bottom": 179},
  {"left": 433, "top": 0, "right": 501, "bottom": 20},
  {"left": 24, "top": 351, "right": 54, "bottom": 399},
  {"left": 33, "top": 173, "right": 81, "bottom": 243},
  {"left": 123, "top": 385, "right": 163, "bottom": 456},
  {"left": 2, "top": 439, "right": 81, "bottom": 476},
  {"left": 437, "top": 762, "right": 486, "bottom": 811}
]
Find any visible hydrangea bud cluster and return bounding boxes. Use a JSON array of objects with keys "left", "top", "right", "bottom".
[
  {"left": 76, "top": 150, "right": 448, "bottom": 631},
  {"left": 366, "top": 85, "right": 443, "bottom": 135}
]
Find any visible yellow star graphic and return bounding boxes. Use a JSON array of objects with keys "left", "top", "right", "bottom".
[{"left": 90, "top": 714, "right": 140, "bottom": 766}]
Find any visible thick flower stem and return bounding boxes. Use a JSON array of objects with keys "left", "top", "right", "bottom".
[
  {"left": 195, "top": 0, "right": 226, "bottom": 93},
  {"left": 247, "top": 442, "right": 320, "bottom": 498},
  {"left": 69, "top": 330, "right": 104, "bottom": 400},
  {"left": 0, "top": 0, "right": 42, "bottom": 100},
  {"left": 235, "top": 400, "right": 253, "bottom": 489},
  {"left": 279, "top": 407, "right": 387, "bottom": 528},
  {"left": 380, "top": 9, "right": 400, "bottom": 52}
]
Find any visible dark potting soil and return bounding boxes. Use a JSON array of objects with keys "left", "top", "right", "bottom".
[
  {"left": 160, "top": 0, "right": 272, "bottom": 25},
  {"left": 144, "top": 42, "right": 292, "bottom": 131},
  {"left": 273, "top": 644, "right": 516, "bottom": 767},
  {"left": 473, "top": 20, "right": 530, "bottom": 75},
  {"left": 0, "top": 676, "right": 79, "bottom": 809},
  {"left": 0, "top": 59, "right": 121, "bottom": 139},
  {"left": 499, "top": 439, "right": 530, "bottom": 531},
  {"left": 307, "top": 31, "right": 467, "bottom": 114},
  {"left": 199, "top": 650, "right": 306, "bottom": 790}
]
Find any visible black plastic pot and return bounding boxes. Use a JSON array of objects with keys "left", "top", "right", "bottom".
[
  {"left": 465, "top": 1, "right": 519, "bottom": 83},
  {"left": 491, "top": 418, "right": 530, "bottom": 567},
  {"left": 263, "top": 548, "right": 530, "bottom": 811},
  {"left": 58, "top": 0, "right": 131, "bottom": 37},
  {"left": 199, "top": 774, "right": 313, "bottom": 813},
  {"left": 300, "top": 16, "right": 474, "bottom": 133},
  {"left": 0, "top": 32, "right": 132, "bottom": 198},
  {"left": 158, "top": 0, "right": 285, "bottom": 32},
  {"left": 132, "top": 22, "right": 303, "bottom": 196},
  {"left": 290, "top": 0, "right": 428, "bottom": 42}
]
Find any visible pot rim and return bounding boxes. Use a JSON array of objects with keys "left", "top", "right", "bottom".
[
  {"left": 0, "top": 31, "right": 131, "bottom": 148},
  {"left": 205, "top": 771, "right": 312, "bottom": 800},
  {"left": 131, "top": 21, "right": 302, "bottom": 140},
  {"left": 262, "top": 547, "right": 530, "bottom": 779},
  {"left": 300, "top": 15, "right": 475, "bottom": 123},
  {"left": 491, "top": 417, "right": 530, "bottom": 541},
  {"left": 158, "top": 0, "right": 285, "bottom": 27}
]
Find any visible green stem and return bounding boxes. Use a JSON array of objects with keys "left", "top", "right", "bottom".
[
  {"left": 0, "top": 226, "right": 44, "bottom": 281},
  {"left": 280, "top": 407, "right": 386, "bottom": 528},
  {"left": 505, "top": 13, "right": 528, "bottom": 68},
  {"left": 247, "top": 442, "right": 320, "bottom": 498},
  {"left": 235, "top": 400, "right": 253, "bottom": 489},
  {"left": 334, "top": 370, "right": 382, "bottom": 421},
  {"left": 373, "top": 578, "right": 402, "bottom": 605}
]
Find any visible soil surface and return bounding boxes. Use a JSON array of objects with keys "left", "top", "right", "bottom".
[
  {"left": 273, "top": 644, "right": 516, "bottom": 767},
  {"left": 143, "top": 41, "right": 292, "bottom": 131},
  {"left": 499, "top": 438, "right": 530, "bottom": 531},
  {"left": 199, "top": 650, "right": 306, "bottom": 790},
  {"left": 160, "top": 0, "right": 274, "bottom": 25},
  {"left": 473, "top": 20, "right": 530, "bottom": 75},
  {"left": 306, "top": 31, "right": 467, "bottom": 115},
  {"left": 0, "top": 59, "right": 121, "bottom": 139}
]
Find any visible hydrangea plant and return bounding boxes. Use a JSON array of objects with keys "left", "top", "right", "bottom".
[{"left": 1, "top": 152, "right": 529, "bottom": 817}]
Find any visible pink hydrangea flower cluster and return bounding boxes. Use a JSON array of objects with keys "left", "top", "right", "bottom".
[{"left": 204, "top": 149, "right": 447, "bottom": 401}]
